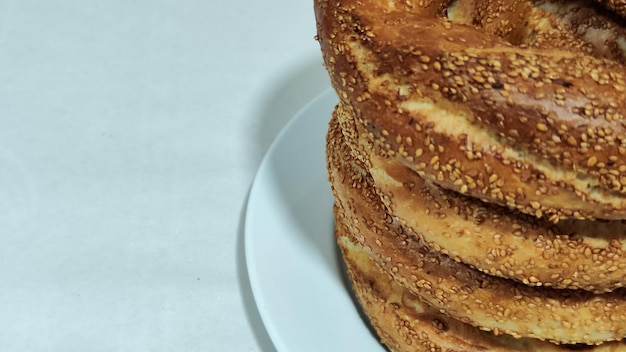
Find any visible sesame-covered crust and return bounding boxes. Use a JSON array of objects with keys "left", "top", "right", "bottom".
[
  {"left": 334, "top": 103, "right": 626, "bottom": 292},
  {"left": 336, "top": 228, "right": 626, "bottom": 351},
  {"left": 327, "top": 114, "right": 626, "bottom": 344},
  {"left": 316, "top": 0, "right": 626, "bottom": 221}
]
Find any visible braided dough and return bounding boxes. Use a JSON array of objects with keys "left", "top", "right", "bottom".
[
  {"left": 336, "top": 227, "right": 626, "bottom": 351},
  {"left": 317, "top": 0, "right": 626, "bottom": 348},
  {"left": 316, "top": 0, "right": 626, "bottom": 221},
  {"left": 335, "top": 103, "right": 626, "bottom": 293},
  {"left": 327, "top": 114, "right": 626, "bottom": 345}
]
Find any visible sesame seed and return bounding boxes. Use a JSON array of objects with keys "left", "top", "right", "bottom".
[
  {"left": 587, "top": 156, "right": 598, "bottom": 168},
  {"left": 536, "top": 123, "right": 548, "bottom": 132}
]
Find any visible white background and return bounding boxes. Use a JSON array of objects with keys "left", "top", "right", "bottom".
[{"left": 0, "top": 0, "right": 330, "bottom": 350}]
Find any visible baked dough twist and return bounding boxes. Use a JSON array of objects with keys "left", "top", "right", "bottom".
[
  {"left": 335, "top": 102, "right": 626, "bottom": 293},
  {"left": 327, "top": 113, "right": 626, "bottom": 345},
  {"left": 336, "top": 225, "right": 626, "bottom": 351},
  {"left": 316, "top": 0, "right": 626, "bottom": 221},
  {"left": 318, "top": 0, "right": 626, "bottom": 347}
]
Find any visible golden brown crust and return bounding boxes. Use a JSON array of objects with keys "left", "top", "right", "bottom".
[
  {"left": 327, "top": 113, "right": 626, "bottom": 344},
  {"left": 336, "top": 229, "right": 626, "bottom": 351},
  {"left": 316, "top": 0, "right": 626, "bottom": 221},
  {"left": 334, "top": 103, "right": 626, "bottom": 293}
]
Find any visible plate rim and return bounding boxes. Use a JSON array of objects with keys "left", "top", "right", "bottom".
[{"left": 243, "top": 88, "right": 385, "bottom": 352}]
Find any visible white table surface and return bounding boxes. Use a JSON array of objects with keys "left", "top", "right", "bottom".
[{"left": 0, "top": 1, "right": 331, "bottom": 350}]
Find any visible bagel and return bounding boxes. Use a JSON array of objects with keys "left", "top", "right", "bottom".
[
  {"left": 316, "top": 0, "right": 626, "bottom": 221},
  {"left": 334, "top": 102, "right": 626, "bottom": 293},
  {"left": 335, "top": 223, "right": 626, "bottom": 351},
  {"left": 327, "top": 113, "right": 626, "bottom": 344}
]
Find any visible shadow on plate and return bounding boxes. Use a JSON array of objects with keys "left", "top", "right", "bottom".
[
  {"left": 240, "top": 52, "right": 383, "bottom": 350},
  {"left": 238, "top": 188, "right": 278, "bottom": 352},
  {"left": 238, "top": 55, "right": 330, "bottom": 351},
  {"left": 247, "top": 55, "right": 330, "bottom": 173}
]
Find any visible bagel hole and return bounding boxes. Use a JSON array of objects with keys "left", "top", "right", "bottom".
[
  {"left": 445, "top": 0, "right": 626, "bottom": 61},
  {"left": 529, "top": 0, "right": 626, "bottom": 62},
  {"left": 444, "top": 0, "right": 531, "bottom": 45},
  {"left": 445, "top": 0, "right": 469, "bottom": 24},
  {"left": 562, "top": 344, "right": 594, "bottom": 351}
]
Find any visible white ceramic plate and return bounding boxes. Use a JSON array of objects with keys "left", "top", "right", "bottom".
[{"left": 245, "top": 89, "right": 385, "bottom": 351}]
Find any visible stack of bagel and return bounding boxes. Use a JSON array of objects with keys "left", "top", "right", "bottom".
[{"left": 315, "top": 0, "right": 626, "bottom": 350}]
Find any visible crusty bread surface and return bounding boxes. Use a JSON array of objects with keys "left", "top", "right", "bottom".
[
  {"left": 317, "top": 0, "right": 626, "bottom": 349},
  {"left": 336, "top": 227, "right": 626, "bottom": 351},
  {"left": 327, "top": 114, "right": 626, "bottom": 345},
  {"left": 334, "top": 103, "right": 626, "bottom": 293},
  {"left": 316, "top": 0, "right": 626, "bottom": 221}
]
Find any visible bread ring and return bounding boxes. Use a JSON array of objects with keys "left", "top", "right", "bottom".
[
  {"left": 335, "top": 225, "right": 626, "bottom": 351},
  {"left": 334, "top": 103, "right": 626, "bottom": 292},
  {"left": 327, "top": 113, "right": 626, "bottom": 344},
  {"left": 316, "top": 0, "right": 626, "bottom": 221}
]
